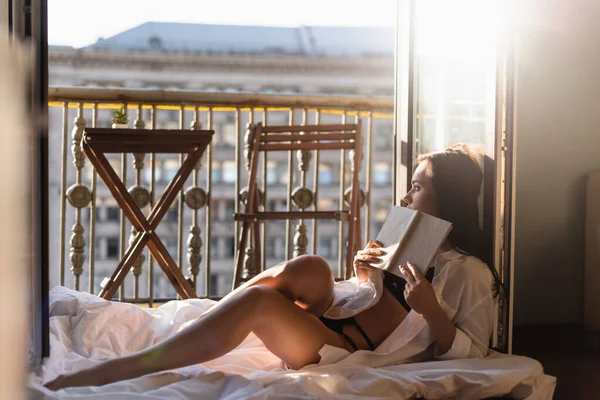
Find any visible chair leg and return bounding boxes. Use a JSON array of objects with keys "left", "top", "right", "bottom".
[
  {"left": 252, "top": 220, "right": 261, "bottom": 277},
  {"left": 233, "top": 220, "right": 250, "bottom": 290},
  {"left": 346, "top": 221, "right": 354, "bottom": 280}
]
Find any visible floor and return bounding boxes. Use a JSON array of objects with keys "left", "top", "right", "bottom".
[{"left": 512, "top": 325, "right": 600, "bottom": 399}]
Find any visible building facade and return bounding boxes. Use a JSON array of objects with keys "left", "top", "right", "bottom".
[{"left": 48, "top": 22, "right": 395, "bottom": 298}]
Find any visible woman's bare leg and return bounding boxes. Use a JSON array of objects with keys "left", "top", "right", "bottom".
[
  {"left": 45, "top": 284, "right": 348, "bottom": 390},
  {"left": 203, "top": 255, "right": 335, "bottom": 317}
]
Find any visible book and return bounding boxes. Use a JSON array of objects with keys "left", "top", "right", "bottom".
[{"left": 374, "top": 206, "right": 453, "bottom": 277}]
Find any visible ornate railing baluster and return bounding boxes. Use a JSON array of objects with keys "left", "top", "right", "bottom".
[
  {"left": 66, "top": 103, "right": 91, "bottom": 290},
  {"left": 240, "top": 121, "right": 262, "bottom": 281},
  {"left": 129, "top": 104, "right": 149, "bottom": 299},
  {"left": 185, "top": 107, "right": 207, "bottom": 291},
  {"left": 292, "top": 108, "right": 313, "bottom": 257}
]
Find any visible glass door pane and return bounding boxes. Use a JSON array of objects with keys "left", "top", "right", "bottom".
[
  {"left": 414, "top": 0, "right": 500, "bottom": 154},
  {"left": 404, "top": 0, "right": 513, "bottom": 351}
]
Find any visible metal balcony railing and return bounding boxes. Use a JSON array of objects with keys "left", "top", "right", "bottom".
[{"left": 48, "top": 87, "right": 395, "bottom": 305}]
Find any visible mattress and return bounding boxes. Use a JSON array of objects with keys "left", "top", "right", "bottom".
[{"left": 28, "top": 287, "right": 556, "bottom": 399}]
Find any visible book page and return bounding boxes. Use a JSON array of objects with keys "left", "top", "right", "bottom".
[
  {"left": 374, "top": 207, "right": 419, "bottom": 273},
  {"left": 391, "top": 212, "right": 452, "bottom": 276},
  {"left": 373, "top": 206, "right": 452, "bottom": 278}
]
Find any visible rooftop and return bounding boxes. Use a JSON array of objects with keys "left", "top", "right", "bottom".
[{"left": 74, "top": 22, "right": 394, "bottom": 58}]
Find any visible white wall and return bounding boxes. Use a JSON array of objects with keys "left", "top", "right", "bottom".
[{"left": 513, "top": 0, "right": 600, "bottom": 324}]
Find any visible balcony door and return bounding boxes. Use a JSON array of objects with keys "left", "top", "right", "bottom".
[{"left": 394, "top": 0, "right": 515, "bottom": 352}]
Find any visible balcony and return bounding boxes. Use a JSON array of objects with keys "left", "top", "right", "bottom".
[{"left": 48, "top": 86, "right": 395, "bottom": 305}]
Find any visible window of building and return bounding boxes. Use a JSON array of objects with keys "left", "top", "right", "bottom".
[
  {"left": 318, "top": 236, "right": 333, "bottom": 259},
  {"left": 142, "top": 159, "right": 162, "bottom": 184},
  {"left": 211, "top": 161, "right": 221, "bottom": 183},
  {"left": 374, "top": 199, "right": 391, "bottom": 222},
  {"left": 318, "top": 163, "right": 334, "bottom": 185},
  {"left": 267, "top": 199, "right": 286, "bottom": 212},
  {"left": 166, "top": 207, "right": 178, "bottom": 223},
  {"left": 223, "top": 200, "right": 235, "bottom": 220},
  {"left": 280, "top": 87, "right": 299, "bottom": 94},
  {"left": 212, "top": 163, "right": 221, "bottom": 182},
  {"left": 94, "top": 240, "right": 102, "bottom": 260},
  {"left": 266, "top": 237, "right": 276, "bottom": 258},
  {"left": 223, "top": 86, "right": 242, "bottom": 93},
  {"left": 373, "top": 162, "right": 391, "bottom": 186},
  {"left": 225, "top": 113, "right": 236, "bottom": 123},
  {"left": 106, "top": 237, "right": 119, "bottom": 259},
  {"left": 375, "top": 123, "right": 393, "bottom": 150},
  {"left": 166, "top": 110, "right": 179, "bottom": 122},
  {"left": 160, "top": 120, "right": 180, "bottom": 130},
  {"left": 261, "top": 87, "right": 278, "bottom": 94},
  {"left": 222, "top": 161, "right": 237, "bottom": 184},
  {"left": 317, "top": 198, "right": 337, "bottom": 210},
  {"left": 210, "top": 237, "right": 220, "bottom": 259},
  {"left": 209, "top": 198, "right": 219, "bottom": 220},
  {"left": 221, "top": 123, "right": 236, "bottom": 148},
  {"left": 148, "top": 36, "right": 163, "bottom": 49},
  {"left": 165, "top": 237, "right": 178, "bottom": 259},
  {"left": 106, "top": 206, "right": 120, "bottom": 222},
  {"left": 163, "top": 159, "right": 179, "bottom": 182},
  {"left": 224, "top": 236, "right": 235, "bottom": 258},
  {"left": 210, "top": 274, "right": 220, "bottom": 297},
  {"left": 266, "top": 161, "right": 277, "bottom": 185}
]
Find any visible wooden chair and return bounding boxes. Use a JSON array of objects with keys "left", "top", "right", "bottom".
[
  {"left": 233, "top": 122, "right": 363, "bottom": 289},
  {"left": 82, "top": 128, "right": 214, "bottom": 300}
]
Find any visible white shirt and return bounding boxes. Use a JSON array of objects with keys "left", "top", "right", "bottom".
[{"left": 314, "top": 249, "right": 495, "bottom": 367}]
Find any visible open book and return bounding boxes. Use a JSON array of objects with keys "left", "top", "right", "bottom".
[{"left": 374, "top": 206, "right": 453, "bottom": 277}]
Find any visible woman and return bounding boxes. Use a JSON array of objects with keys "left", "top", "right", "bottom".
[{"left": 45, "top": 144, "right": 501, "bottom": 390}]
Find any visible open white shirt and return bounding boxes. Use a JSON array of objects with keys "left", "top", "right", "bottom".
[{"left": 314, "top": 249, "right": 495, "bottom": 367}]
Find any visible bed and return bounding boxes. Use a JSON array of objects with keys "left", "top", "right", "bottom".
[{"left": 28, "top": 287, "right": 556, "bottom": 399}]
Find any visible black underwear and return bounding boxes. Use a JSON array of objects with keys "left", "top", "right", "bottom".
[
  {"left": 321, "top": 267, "right": 436, "bottom": 351},
  {"left": 319, "top": 316, "right": 376, "bottom": 351}
]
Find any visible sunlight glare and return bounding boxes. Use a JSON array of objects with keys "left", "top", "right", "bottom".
[{"left": 416, "top": 0, "right": 505, "bottom": 60}]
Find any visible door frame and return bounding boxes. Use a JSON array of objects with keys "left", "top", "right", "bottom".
[
  {"left": 6, "top": 0, "right": 50, "bottom": 367},
  {"left": 393, "top": 0, "right": 516, "bottom": 353}
]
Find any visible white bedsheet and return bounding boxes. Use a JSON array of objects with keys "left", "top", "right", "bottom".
[{"left": 28, "top": 287, "right": 556, "bottom": 400}]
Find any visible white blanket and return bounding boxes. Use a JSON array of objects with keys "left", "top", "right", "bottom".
[{"left": 28, "top": 287, "right": 556, "bottom": 400}]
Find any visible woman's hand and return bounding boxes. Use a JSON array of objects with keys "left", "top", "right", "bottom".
[
  {"left": 401, "top": 262, "right": 457, "bottom": 354},
  {"left": 400, "top": 262, "right": 440, "bottom": 317},
  {"left": 353, "top": 240, "right": 386, "bottom": 284}
]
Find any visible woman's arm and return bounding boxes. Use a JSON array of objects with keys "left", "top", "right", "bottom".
[
  {"left": 421, "top": 300, "right": 456, "bottom": 354},
  {"left": 400, "top": 263, "right": 455, "bottom": 354},
  {"left": 401, "top": 262, "right": 493, "bottom": 359}
]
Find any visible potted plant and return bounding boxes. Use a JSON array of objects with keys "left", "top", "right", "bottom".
[{"left": 111, "top": 105, "right": 129, "bottom": 128}]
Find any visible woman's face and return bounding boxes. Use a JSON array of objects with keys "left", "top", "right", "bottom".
[{"left": 402, "top": 160, "right": 439, "bottom": 217}]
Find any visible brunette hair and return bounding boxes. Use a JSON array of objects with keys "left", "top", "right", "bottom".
[{"left": 415, "top": 144, "right": 502, "bottom": 296}]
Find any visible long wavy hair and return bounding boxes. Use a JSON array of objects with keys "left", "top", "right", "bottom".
[{"left": 415, "top": 144, "right": 503, "bottom": 296}]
